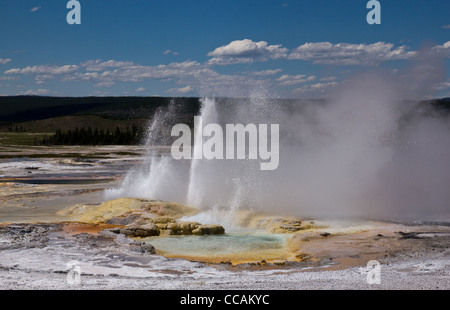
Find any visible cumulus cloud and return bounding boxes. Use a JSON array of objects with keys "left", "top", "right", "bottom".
[
  {"left": 0, "top": 76, "right": 18, "bottom": 81},
  {"left": 277, "top": 74, "right": 316, "bottom": 86},
  {"left": 43, "top": 60, "right": 217, "bottom": 86},
  {"left": 248, "top": 69, "right": 283, "bottom": 76},
  {"left": 1, "top": 60, "right": 211, "bottom": 90},
  {"left": 30, "top": 6, "right": 41, "bottom": 12},
  {"left": 430, "top": 40, "right": 450, "bottom": 57},
  {"left": 288, "top": 41, "right": 415, "bottom": 65},
  {"left": 19, "top": 88, "right": 51, "bottom": 95},
  {"left": 434, "top": 81, "right": 450, "bottom": 91},
  {"left": 207, "top": 39, "right": 289, "bottom": 65},
  {"left": 5, "top": 65, "right": 79, "bottom": 75},
  {"left": 443, "top": 25, "right": 450, "bottom": 29},
  {"left": 163, "top": 50, "right": 178, "bottom": 56},
  {"left": 0, "top": 58, "right": 12, "bottom": 65},
  {"left": 35, "top": 74, "right": 57, "bottom": 82},
  {"left": 99, "top": 60, "right": 214, "bottom": 82},
  {"left": 167, "top": 85, "right": 193, "bottom": 94},
  {"left": 71, "top": 60, "right": 222, "bottom": 96},
  {"left": 135, "top": 87, "right": 146, "bottom": 92},
  {"left": 292, "top": 81, "right": 339, "bottom": 96},
  {"left": 4, "top": 40, "right": 448, "bottom": 98},
  {"left": 81, "top": 59, "right": 134, "bottom": 71},
  {"left": 94, "top": 81, "right": 115, "bottom": 88},
  {"left": 2, "top": 57, "right": 267, "bottom": 97},
  {"left": 207, "top": 39, "right": 423, "bottom": 66}
]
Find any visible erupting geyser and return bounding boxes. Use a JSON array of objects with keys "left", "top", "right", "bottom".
[{"left": 106, "top": 68, "right": 450, "bottom": 222}]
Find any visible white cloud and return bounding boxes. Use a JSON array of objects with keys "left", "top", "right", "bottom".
[
  {"left": 90, "top": 90, "right": 111, "bottom": 97},
  {"left": 5, "top": 39, "right": 447, "bottom": 97},
  {"left": 35, "top": 74, "right": 56, "bottom": 81},
  {"left": 167, "top": 85, "right": 193, "bottom": 94},
  {"left": 443, "top": 25, "right": 450, "bottom": 29},
  {"left": 292, "top": 81, "right": 339, "bottom": 96},
  {"left": 39, "top": 60, "right": 218, "bottom": 94},
  {"left": 94, "top": 81, "right": 115, "bottom": 88},
  {"left": 248, "top": 69, "right": 282, "bottom": 76},
  {"left": 5, "top": 65, "right": 78, "bottom": 75},
  {"left": 0, "top": 58, "right": 12, "bottom": 65},
  {"left": 93, "top": 60, "right": 216, "bottom": 82},
  {"left": 5, "top": 60, "right": 216, "bottom": 88},
  {"left": 0, "top": 76, "right": 18, "bottom": 81},
  {"left": 81, "top": 59, "right": 134, "bottom": 71},
  {"left": 208, "top": 39, "right": 419, "bottom": 66},
  {"left": 208, "top": 39, "right": 289, "bottom": 65},
  {"left": 288, "top": 41, "right": 415, "bottom": 65},
  {"left": 277, "top": 74, "right": 316, "bottom": 86},
  {"left": 434, "top": 81, "right": 450, "bottom": 91},
  {"left": 30, "top": 6, "right": 41, "bottom": 12},
  {"left": 19, "top": 88, "right": 51, "bottom": 96},
  {"left": 430, "top": 40, "right": 450, "bottom": 57},
  {"left": 163, "top": 50, "right": 179, "bottom": 56},
  {"left": 76, "top": 59, "right": 235, "bottom": 95}
]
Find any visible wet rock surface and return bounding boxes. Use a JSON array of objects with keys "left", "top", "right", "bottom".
[
  {"left": 0, "top": 223, "right": 62, "bottom": 250},
  {"left": 0, "top": 222, "right": 156, "bottom": 254}
]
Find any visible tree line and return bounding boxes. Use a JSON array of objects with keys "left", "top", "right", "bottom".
[{"left": 38, "top": 125, "right": 146, "bottom": 145}]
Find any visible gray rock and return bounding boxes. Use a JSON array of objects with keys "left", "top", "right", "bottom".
[
  {"left": 105, "top": 214, "right": 141, "bottom": 226},
  {"left": 114, "top": 233, "right": 138, "bottom": 245},
  {"left": 192, "top": 224, "right": 225, "bottom": 235},
  {"left": 120, "top": 223, "right": 160, "bottom": 237},
  {"left": 139, "top": 243, "right": 156, "bottom": 254}
]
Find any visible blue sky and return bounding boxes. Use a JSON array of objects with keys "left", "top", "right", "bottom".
[{"left": 0, "top": 0, "right": 449, "bottom": 98}]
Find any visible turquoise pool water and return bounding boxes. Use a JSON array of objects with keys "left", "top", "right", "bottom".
[{"left": 142, "top": 231, "right": 294, "bottom": 263}]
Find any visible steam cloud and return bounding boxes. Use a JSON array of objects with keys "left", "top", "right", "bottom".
[{"left": 106, "top": 49, "right": 449, "bottom": 222}]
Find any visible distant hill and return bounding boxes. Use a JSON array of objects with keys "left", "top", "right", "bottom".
[
  {"left": 0, "top": 96, "right": 202, "bottom": 137},
  {"left": 0, "top": 96, "right": 201, "bottom": 124},
  {"left": 428, "top": 97, "right": 450, "bottom": 111},
  {"left": 0, "top": 95, "right": 448, "bottom": 134}
]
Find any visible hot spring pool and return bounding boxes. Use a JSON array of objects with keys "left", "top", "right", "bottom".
[{"left": 141, "top": 231, "right": 295, "bottom": 264}]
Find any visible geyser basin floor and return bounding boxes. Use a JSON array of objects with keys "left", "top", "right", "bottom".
[
  {"left": 0, "top": 145, "right": 144, "bottom": 223},
  {"left": 1, "top": 219, "right": 450, "bottom": 290},
  {"left": 142, "top": 231, "right": 295, "bottom": 264}
]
